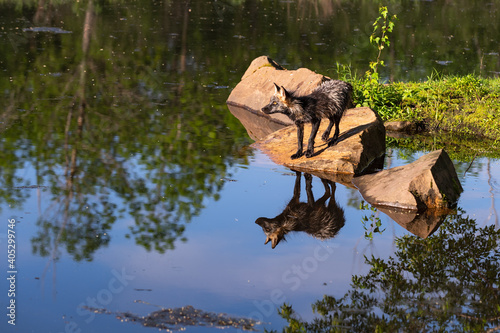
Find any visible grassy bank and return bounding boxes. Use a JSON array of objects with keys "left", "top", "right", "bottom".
[
  {"left": 344, "top": 6, "right": 500, "bottom": 145},
  {"left": 339, "top": 72, "right": 500, "bottom": 145}
]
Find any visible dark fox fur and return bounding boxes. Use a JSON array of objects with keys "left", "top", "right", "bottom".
[
  {"left": 255, "top": 172, "right": 345, "bottom": 249},
  {"left": 261, "top": 79, "right": 353, "bottom": 159}
]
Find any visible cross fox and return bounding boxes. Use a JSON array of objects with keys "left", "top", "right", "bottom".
[
  {"left": 261, "top": 79, "right": 353, "bottom": 159},
  {"left": 256, "top": 172, "right": 345, "bottom": 249}
]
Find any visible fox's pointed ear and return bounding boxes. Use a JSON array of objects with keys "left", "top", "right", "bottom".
[
  {"left": 271, "top": 237, "right": 278, "bottom": 249},
  {"left": 273, "top": 83, "right": 281, "bottom": 94},
  {"left": 280, "top": 86, "right": 290, "bottom": 99},
  {"left": 264, "top": 236, "right": 271, "bottom": 245}
]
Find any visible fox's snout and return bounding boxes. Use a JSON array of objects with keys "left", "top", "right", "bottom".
[
  {"left": 261, "top": 98, "right": 282, "bottom": 115},
  {"left": 261, "top": 104, "right": 272, "bottom": 114}
]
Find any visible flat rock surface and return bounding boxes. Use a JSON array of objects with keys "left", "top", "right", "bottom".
[
  {"left": 252, "top": 107, "right": 386, "bottom": 176},
  {"left": 353, "top": 149, "right": 463, "bottom": 211}
]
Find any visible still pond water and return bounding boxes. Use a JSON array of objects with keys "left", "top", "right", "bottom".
[{"left": 0, "top": 0, "right": 499, "bottom": 332}]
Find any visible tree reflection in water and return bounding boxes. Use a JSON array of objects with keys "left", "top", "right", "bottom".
[{"left": 274, "top": 211, "right": 500, "bottom": 332}]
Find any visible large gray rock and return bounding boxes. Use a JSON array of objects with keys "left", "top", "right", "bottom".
[
  {"left": 227, "top": 55, "right": 326, "bottom": 122},
  {"left": 353, "top": 149, "right": 463, "bottom": 211}
]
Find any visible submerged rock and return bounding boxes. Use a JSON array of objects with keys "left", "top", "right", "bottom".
[
  {"left": 385, "top": 120, "right": 426, "bottom": 139},
  {"left": 384, "top": 120, "right": 425, "bottom": 133},
  {"left": 82, "top": 304, "right": 259, "bottom": 331},
  {"left": 353, "top": 149, "right": 463, "bottom": 211}
]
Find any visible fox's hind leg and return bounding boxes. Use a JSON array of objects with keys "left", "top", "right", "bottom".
[
  {"left": 327, "top": 118, "right": 341, "bottom": 147},
  {"left": 321, "top": 118, "right": 334, "bottom": 141}
]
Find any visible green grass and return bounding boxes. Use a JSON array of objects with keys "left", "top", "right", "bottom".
[{"left": 335, "top": 65, "right": 500, "bottom": 144}]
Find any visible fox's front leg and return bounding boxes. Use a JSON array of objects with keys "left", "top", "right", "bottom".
[
  {"left": 305, "top": 120, "right": 320, "bottom": 158},
  {"left": 291, "top": 123, "right": 304, "bottom": 159}
]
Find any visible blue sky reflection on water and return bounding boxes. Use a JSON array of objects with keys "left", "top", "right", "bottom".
[{"left": 1, "top": 149, "right": 499, "bottom": 332}]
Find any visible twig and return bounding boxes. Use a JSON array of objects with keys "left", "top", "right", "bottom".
[{"left": 464, "top": 152, "right": 479, "bottom": 177}]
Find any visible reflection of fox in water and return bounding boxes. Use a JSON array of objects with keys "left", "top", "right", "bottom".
[{"left": 256, "top": 172, "right": 345, "bottom": 249}]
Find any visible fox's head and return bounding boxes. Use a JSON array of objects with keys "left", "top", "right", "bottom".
[
  {"left": 261, "top": 83, "right": 292, "bottom": 115},
  {"left": 255, "top": 217, "right": 287, "bottom": 249}
]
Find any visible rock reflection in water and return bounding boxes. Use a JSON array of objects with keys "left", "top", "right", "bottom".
[
  {"left": 256, "top": 172, "right": 345, "bottom": 249},
  {"left": 377, "top": 206, "right": 448, "bottom": 238}
]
